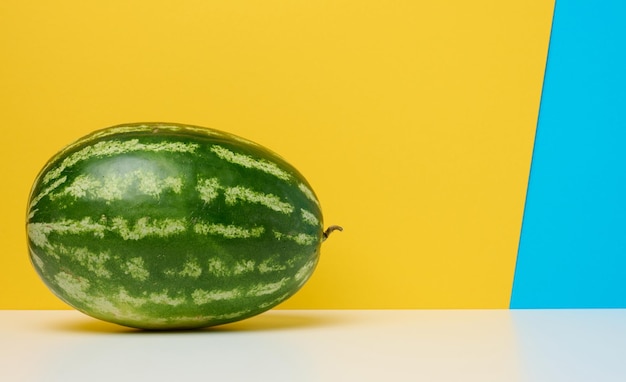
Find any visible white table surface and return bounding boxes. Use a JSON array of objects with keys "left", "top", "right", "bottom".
[{"left": 1, "top": 309, "right": 625, "bottom": 381}]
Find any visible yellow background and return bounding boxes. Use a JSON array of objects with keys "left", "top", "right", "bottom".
[{"left": 1, "top": 1, "right": 554, "bottom": 309}]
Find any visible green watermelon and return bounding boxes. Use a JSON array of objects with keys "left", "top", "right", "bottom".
[{"left": 26, "top": 122, "right": 341, "bottom": 330}]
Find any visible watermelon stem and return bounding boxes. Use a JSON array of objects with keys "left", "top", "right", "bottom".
[{"left": 323, "top": 225, "right": 343, "bottom": 241}]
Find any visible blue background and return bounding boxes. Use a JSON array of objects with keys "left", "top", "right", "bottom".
[{"left": 511, "top": 1, "right": 626, "bottom": 308}]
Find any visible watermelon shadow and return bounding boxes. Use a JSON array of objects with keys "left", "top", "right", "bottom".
[
  {"left": 213, "top": 310, "right": 347, "bottom": 332},
  {"left": 51, "top": 310, "right": 349, "bottom": 334}
]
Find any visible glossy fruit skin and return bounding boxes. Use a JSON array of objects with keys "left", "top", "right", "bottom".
[{"left": 27, "top": 123, "right": 324, "bottom": 329}]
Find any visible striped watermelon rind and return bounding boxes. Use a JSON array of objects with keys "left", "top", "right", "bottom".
[{"left": 26, "top": 122, "right": 337, "bottom": 329}]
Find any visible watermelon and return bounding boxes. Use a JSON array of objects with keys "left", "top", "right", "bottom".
[{"left": 26, "top": 122, "right": 341, "bottom": 330}]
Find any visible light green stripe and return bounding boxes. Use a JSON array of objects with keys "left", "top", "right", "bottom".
[
  {"left": 298, "top": 182, "right": 320, "bottom": 206},
  {"left": 196, "top": 177, "right": 294, "bottom": 214},
  {"left": 53, "top": 271, "right": 182, "bottom": 323},
  {"left": 28, "top": 176, "right": 68, "bottom": 218},
  {"left": 247, "top": 277, "right": 290, "bottom": 297},
  {"left": 134, "top": 172, "right": 183, "bottom": 198},
  {"left": 92, "top": 124, "right": 208, "bottom": 138},
  {"left": 273, "top": 230, "right": 317, "bottom": 246},
  {"left": 258, "top": 256, "right": 288, "bottom": 273},
  {"left": 55, "top": 245, "right": 112, "bottom": 278},
  {"left": 117, "top": 288, "right": 186, "bottom": 307},
  {"left": 121, "top": 257, "right": 150, "bottom": 281},
  {"left": 28, "top": 217, "right": 107, "bottom": 248},
  {"left": 233, "top": 260, "right": 256, "bottom": 275},
  {"left": 301, "top": 208, "right": 320, "bottom": 226},
  {"left": 178, "top": 259, "right": 203, "bottom": 278},
  {"left": 147, "top": 290, "right": 186, "bottom": 306},
  {"left": 30, "top": 252, "right": 45, "bottom": 272},
  {"left": 110, "top": 217, "right": 187, "bottom": 241},
  {"left": 86, "top": 124, "right": 181, "bottom": 141},
  {"left": 196, "top": 177, "right": 221, "bottom": 203},
  {"left": 192, "top": 277, "right": 290, "bottom": 304},
  {"left": 210, "top": 145, "right": 291, "bottom": 181},
  {"left": 28, "top": 216, "right": 187, "bottom": 248},
  {"left": 54, "top": 272, "right": 91, "bottom": 301},
  {"left": 207, "top": 258, "right": 229, "bottom": 276},
  {"left": 191, "top": 288, "right": 243, "bottom": 305},
  {"left": 224, "top": 186, "right": 294, "bottom": 214},
  {"left": 258, "top": 291, "right": 292, "bottom": 310},
  {"left": 117, "top": 288, "right": 148, "bottom": 306},
  {"left": 204, "top": 257, "right": 287, "bottom": 277},
  {"left": 194, "top": 222, "right": 265, "bottom": 239},
  {"left": 58, "top": 174, "right": 104, "bottom": 199},
  {"left": 295, "top": 258, "right": 317, "bottom": 283},
  {"left": 43, "top": 139, "right": 198, "bottom": 185}
]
